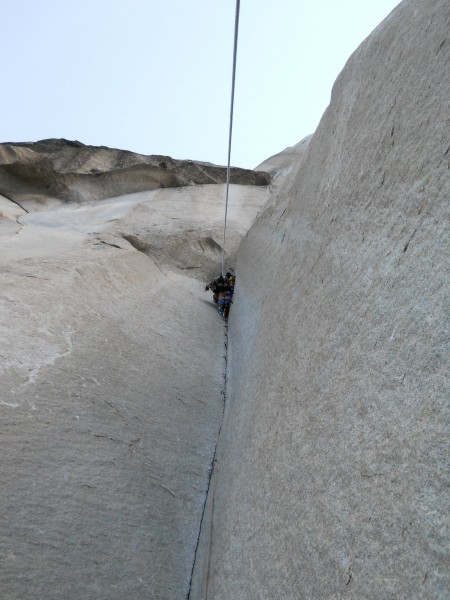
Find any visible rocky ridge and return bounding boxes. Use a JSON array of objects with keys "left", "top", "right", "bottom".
[{"left": 0, "top": 138, "right": 270, "bottom": 210}]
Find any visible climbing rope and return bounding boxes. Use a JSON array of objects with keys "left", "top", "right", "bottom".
[{"left": 221, "top": 0, "right": 241, "bottom": 276}]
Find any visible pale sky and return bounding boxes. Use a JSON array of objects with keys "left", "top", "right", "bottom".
[{"left": 1, "top": 0, "right": 400, "bottom": 169}]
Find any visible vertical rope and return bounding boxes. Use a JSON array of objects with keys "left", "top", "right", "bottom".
[{"left": 221, "top": 0, "right": 240, "bottom": 276}]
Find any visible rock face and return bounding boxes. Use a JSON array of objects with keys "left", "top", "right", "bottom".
[
  {"left": 191, "top": 0, "right": 449, "bottom": 598},
  {"left": 255, "top": 135, "right": 312, "bottom": 177},
  {"left": 0, "top": 138, "right": 270, "bottom": 209},
  {"left": 0, "top": 169, "right": 269, "bottom": 597}
]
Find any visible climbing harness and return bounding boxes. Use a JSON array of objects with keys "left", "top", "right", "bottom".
[{"left": 221, "top": 0, "right": 240, "bottom": 277}]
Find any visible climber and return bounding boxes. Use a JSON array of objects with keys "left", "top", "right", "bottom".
[{"left": 205, "top": 272, "right": 236, "bottom": 319}]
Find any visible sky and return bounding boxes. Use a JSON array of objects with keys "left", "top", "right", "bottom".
[{"left": 1, "top": 0, "right": 400, "bottom": 169}]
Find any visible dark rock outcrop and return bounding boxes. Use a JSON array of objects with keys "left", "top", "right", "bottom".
[{"left": 0, "top": 138, "right": 270, "bottom": 209}]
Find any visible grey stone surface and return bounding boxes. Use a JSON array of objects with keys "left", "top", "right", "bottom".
[
  {"left": 0, "top": 182, "right": 269, "bottom": 599},
  {"left": 192, "top": 0, "right": 449, "bottom": 598}
]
